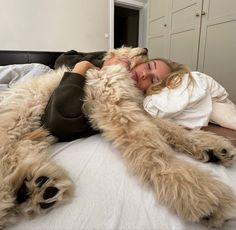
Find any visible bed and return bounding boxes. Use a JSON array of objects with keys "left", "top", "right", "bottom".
[{"left": 1, "top": 50, "right": 236, "bottom": 230}]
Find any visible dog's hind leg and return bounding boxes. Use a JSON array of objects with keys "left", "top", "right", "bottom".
[
  {"left": 0, "top": 68, "right": 74, "bottom": 227},
  {"left": 0, "top": 138, "right": 74, "bottom": 228},
  {"left": 151, "top": 116, "right": 236, "bottom": 166}
]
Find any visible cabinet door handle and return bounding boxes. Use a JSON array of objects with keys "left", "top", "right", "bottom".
[
  {"left": 196, "top": 13, "right": 200, "bottom": 17},
  {"left": 164, "top": 24, "right": 167, "bottom": 27},
  {"left": 201, "top": 11, "right": 206, "bottom": 16}
]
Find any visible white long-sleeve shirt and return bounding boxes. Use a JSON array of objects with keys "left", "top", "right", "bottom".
[{"left": 143, "top": 71, "right": 236, "bottom": 129}]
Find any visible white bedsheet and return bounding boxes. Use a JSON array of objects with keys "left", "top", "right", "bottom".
[{"left": 7, "top": 135, "right": 236, "bottom": 230}]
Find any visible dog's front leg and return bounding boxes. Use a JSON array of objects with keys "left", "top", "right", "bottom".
[{"left": 151, "top": 116, "right": 236, "bottom": 166}]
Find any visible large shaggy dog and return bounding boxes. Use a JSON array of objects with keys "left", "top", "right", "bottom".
[{"left": 0, "top": 47, "right": 236, "bottom": 228}]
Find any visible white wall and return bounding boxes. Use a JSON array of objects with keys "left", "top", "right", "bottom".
[{"left": 0, "top": 0, "right": 110, "bottom": 52}]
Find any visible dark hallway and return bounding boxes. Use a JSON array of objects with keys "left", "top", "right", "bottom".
[{"left": 114, "top": 5, "right": 139, "bottom": 48}]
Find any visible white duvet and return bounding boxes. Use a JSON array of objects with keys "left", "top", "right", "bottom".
[{"left": 7, "top": 135, "right": 236, "bottom": 230}]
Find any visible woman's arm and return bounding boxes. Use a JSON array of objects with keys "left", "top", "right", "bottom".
[{"left": 41, "top": 61, "right": 99, "bottom": 141}]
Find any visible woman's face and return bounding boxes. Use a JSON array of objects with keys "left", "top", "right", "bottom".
[{"left": 131, "top": 60, "right": 171, "bottom": 92}]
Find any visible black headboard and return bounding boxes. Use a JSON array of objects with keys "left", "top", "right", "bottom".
[{"left": 0, "top": 50, "right": 63, "bottom": 69}]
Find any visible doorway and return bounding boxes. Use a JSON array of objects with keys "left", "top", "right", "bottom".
[{"left": 114, "top": 5, "right": 139, "bottom": 48}]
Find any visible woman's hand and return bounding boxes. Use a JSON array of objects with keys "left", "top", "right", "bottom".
[
  {"left": 103, "top": 56, "right": 131, "bottom": 70},
  {"left": 72, "top": 61, "right": 99, "bottom": 76}
]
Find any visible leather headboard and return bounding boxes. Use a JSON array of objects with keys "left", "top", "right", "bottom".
[{"left": 0, "top": 50, "right": 63, "bottom": 69}]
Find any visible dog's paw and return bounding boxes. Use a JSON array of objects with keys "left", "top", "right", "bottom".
[
  {"left": 204, "top": 140, "right": 236, "bottom": 167},
  {"left": 199, "top": 193, "right": 236, "bottom": 229},
  {"left": 14, "top": 163, "right": 74, "bottom": 216},
  {"left": 189, "top": 130, "right": 236, "bottom": 167},
  {"left": 170, "top": 163, "right": 236, "bottom": 228},
  {"left": 205, "top": 148, "right": 235, "bottom": 166},
  {"left": 16, "top": 176, "right": 59, "bottom": 210}
]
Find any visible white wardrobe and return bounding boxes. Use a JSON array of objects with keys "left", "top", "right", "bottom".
[{"left": 148, "top": 0, "right": 236, "bottom": 103}]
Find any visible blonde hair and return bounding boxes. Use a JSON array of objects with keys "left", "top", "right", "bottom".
[{"left": 146, "top": 58, "right": 193, "bottom": 95}]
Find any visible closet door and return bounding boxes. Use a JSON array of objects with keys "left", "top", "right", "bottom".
[
  {"left": 198, "top": 0, "right": 236, "bottom": 103},
  {"left": 168, "top": 0, "right": 203, "bottom": 70},
  {"left": 148, "top": 0, "right": 170, "bottom": 59},
  {"left": 148, "top": 0, "right": 202, "bottom": 69}
]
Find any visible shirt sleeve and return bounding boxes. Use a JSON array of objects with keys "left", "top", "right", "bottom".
[{"left": 41, "top": 72, "right": 96, "bottom": 141}]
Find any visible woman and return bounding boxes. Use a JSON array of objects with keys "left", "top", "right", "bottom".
[
  {"left": 104, "top": 56, "right": 236, "bottom": 131},
  {"left": 41, "top": 52, "right": 236, "bottom": 142},
  {"left": 139, "top": 58, "right": 236, "bottom": 130},
  {"left": 41, "top": 50, "right": 170, "bottom": 141}
]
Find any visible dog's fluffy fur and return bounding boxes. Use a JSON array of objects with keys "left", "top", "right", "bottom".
[
  {"left": 0, "top": 47, "right": 236, "bottom": 228},
  {"left": 0, "top": 67, "right": 74, "bottom": 228}
]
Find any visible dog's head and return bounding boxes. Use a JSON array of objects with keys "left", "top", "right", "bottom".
[{"left": 103, "top": 46, "right": 148, "bottom": 69}]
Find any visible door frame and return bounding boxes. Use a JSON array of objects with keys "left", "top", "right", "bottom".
[{"left": 109, "top": 0, "right": 148, "bottom": 48}]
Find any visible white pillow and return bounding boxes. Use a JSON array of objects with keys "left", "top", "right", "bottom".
[{"left": 210, "top": 99, "right": 236, "bottom": 130}]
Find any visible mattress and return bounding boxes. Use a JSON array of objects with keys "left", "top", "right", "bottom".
[{"left": 7, "top": 134, "right": 236, "bottom": 230}]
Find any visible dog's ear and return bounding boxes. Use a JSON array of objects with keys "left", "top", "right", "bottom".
[
  {"left": 129, "top": 56, "right": 148, "bottom": 69},
  {"left": 103, "top": 48, "right": 116, "bottom": 61},
  {"left": 103, "top": 47, "right": 131, "bottom": 61},
  {"left": 103, "top": 47, "right": 148, "bottom": 68},
  {"left": 128, "top": 47, "right": 149, "bottom": 69}
]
